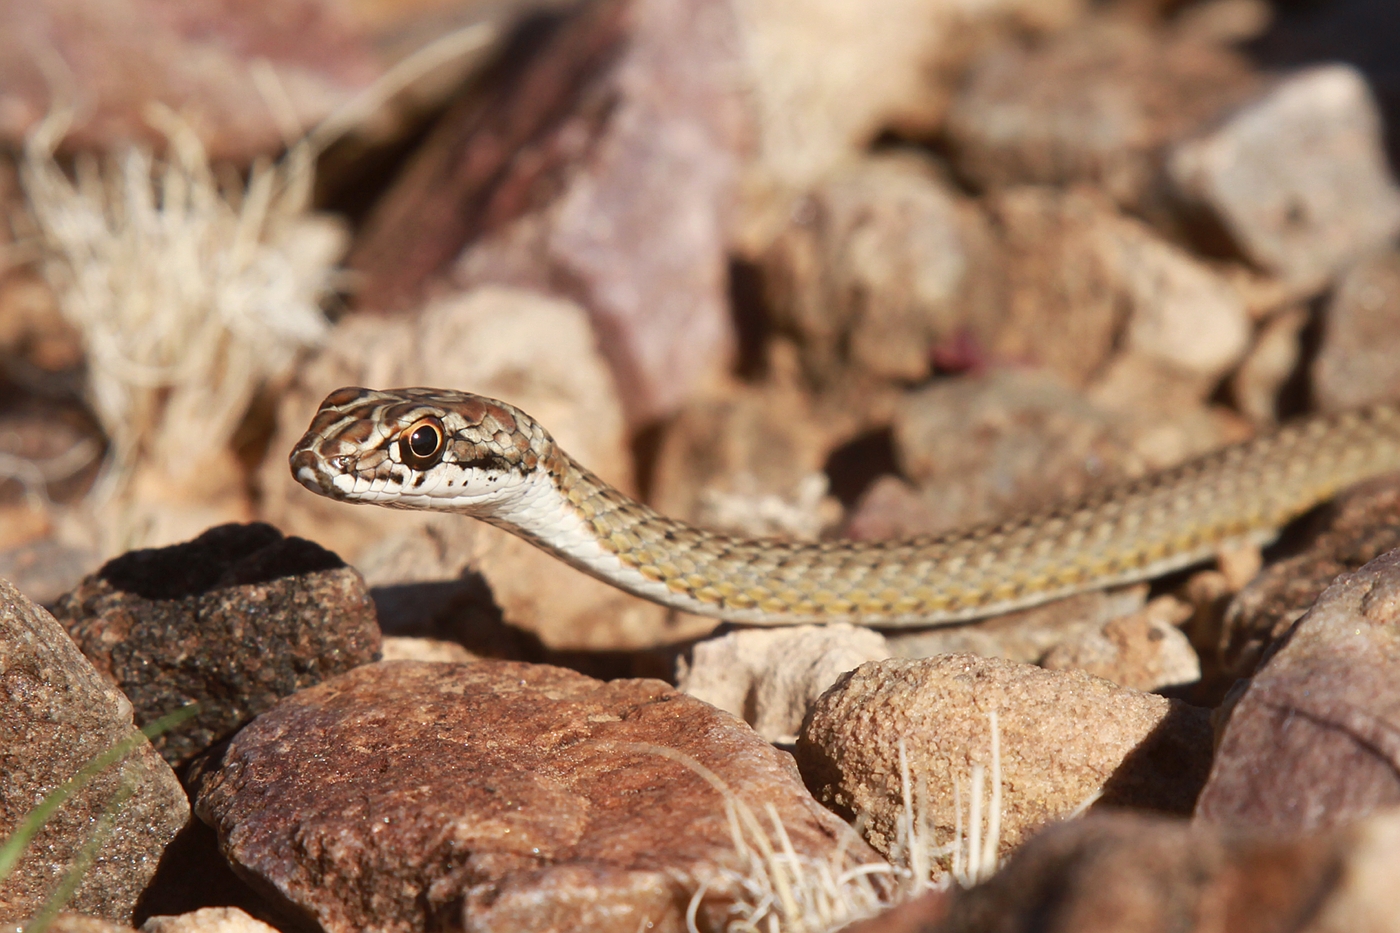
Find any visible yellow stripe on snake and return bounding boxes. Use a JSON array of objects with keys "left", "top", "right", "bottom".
[{"left": 290, "top": 386, "right": 1400, "bottom": 627}]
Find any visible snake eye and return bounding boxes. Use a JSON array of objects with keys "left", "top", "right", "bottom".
[{"left": 400, "top": 417, "right": 445, "bottom": 468}]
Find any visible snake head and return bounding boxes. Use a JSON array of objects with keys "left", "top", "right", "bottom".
[{"left": 289, "top": 386, "right": 549, "bottom": 513}]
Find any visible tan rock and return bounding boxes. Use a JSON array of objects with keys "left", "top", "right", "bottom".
[
  {"left": 945, "top": 19, "right": 1258, "bottom": 210},
  {"left": 192, "top": 660, "right": 886, "bottom": 933},
  {"left": 141, "top": 908, "right": 279, "bottom": 933},
  {"left": 1041, "top": 596, "right": 1200, "bottom": 692},
  {"left": 0, "top": 579, "right": 188, "bottom": 924},
  {"left": 1168, "top": 65, "right": 1400, "bottom": 291},
  {"left": 258, "top": 286, "right": 683, "bottom": 650},
  {"left": 677, "top": 623, "right": 891, "bottom": 742},
  {"left": 1231, "top": 304, "right": 1309, "bottom": 425},
  {"left": 796, "top": 655, "right": 1214, "bottom": 860},
  {"left": 1198, "top": 547, "right": 1400, "bottom": 831},
  {"left": 1313, "top": 247, "right": 1400, "bottom": 412},
  {"left": 379, "top": 636, "right": 478, "bottom": 664}
]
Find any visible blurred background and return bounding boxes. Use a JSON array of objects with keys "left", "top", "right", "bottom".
[{"left": 2, "top": 0, "right": 1399, "bottom": 657}]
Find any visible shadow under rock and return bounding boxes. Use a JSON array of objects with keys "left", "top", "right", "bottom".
[{"left": 1097, "top": 700, "right": 1215, "bottom": 817}]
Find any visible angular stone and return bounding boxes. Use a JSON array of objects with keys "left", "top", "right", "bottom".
[
  {"left": 1220, "top": 476, "right": 1400, "bottom": 677},
  {"left": 676, "top": 623, "right": 891, "bottom": 742},
  {"left": 140, "top": 907, "right": 279, "bottom": 933},
  {"left": 796, "top": 655, "right": 1214, "bottom": 860},
  {"left": 0, "top": 579, "right": 187, "bottom": 924},
  {"left": 1313, "top": 248, "right": 1400, "bottom": 412},
  {"left": 1198, "top": 547, "right": 1400, "bottom": 832},
  {"left": 1168, "top": 65, "right": 1400, "bottom": 291},
  {"left": 50, "top": 522, "right": 381, "bottom": 766},
  {"left": 258, "top": 286, "right": 680, "bottom": 651},
  {"left": 932, "top": 809, "right": 1400, "bottom": 933},
  {"left": 0, "top": 0, "right": 382, "bottom": 162},
  {"left": 761, "top": 153, "right": 981, "bottom": 384},
  {"left": 945, "top": 19, "right": 1258, "bottom": 210},
  {"left": 1040, "top": 596, "right": 1200, "bottom": 693},
  {"left": 191, "top": 660, "right": 881, "bottom": 933}
]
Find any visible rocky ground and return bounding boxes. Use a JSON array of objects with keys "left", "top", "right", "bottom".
[{"left": 5, "top": 0, "right": 1400, "bottom": 931}]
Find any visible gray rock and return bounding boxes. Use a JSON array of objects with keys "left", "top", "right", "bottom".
[
  {"left": 0, "top": 579, "right": 187, "bottom": 924},
  {"left": 1313, "top": 248, "right": 1400, "bottom": 412},
  {"left": 1169, "top": 65, "right": 1400, "bottom": 291}
]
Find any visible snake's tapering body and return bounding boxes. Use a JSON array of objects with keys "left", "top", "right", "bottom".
[{"left": 290, "top": 387, "right": 1400, "bottom": 627}]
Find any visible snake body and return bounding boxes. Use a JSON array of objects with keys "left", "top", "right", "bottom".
[{"left": 290, "top": 386, "right": 1400, "bottom": 627}]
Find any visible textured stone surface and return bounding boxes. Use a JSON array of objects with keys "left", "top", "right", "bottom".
[
  {"left": 1313, "top": 247, "right": 1400, "bottom": 412},
  {"left": 945, "top": 19, "right": 1258, "bottom": 210},
  {"left": 141, "top": 907, "right": 279, "bottom": 933},
  {"left": 1041, "top": 596, "right": 1200, "bottom": 692},
  {"left": 50, "top": 522, "right": 381, "bottom": 766},
  {"left": 797, "top": 655, "right": 1213, "bottom": 859},
  {"left": 1168, "top": 65, "right": 1400, "bottom": 290},
  {"left": 1198, "top": 547, "right": 1400, "bottom": 832},
  {"left": 192, "top": 660, "right": 879, "bottom": 933},
  {"left": 0, "top": 0, "right": 382, "bottom": 162},
  {"left": 677, "top": 623, "right": 890, "bottom": 742},
  {"left": 1221, "top": 476, "right": 1400, "bottom": 677},
  {"left": 933, "top": 808, "right": 1400, "bottom": 933},
  {"left": 0, "top": 579, "right": 187, "bottom": 924},
  {"left": 258, "top": 286, "right": 685, "bottom": 650},
  {"left": 761, "top": 153, "right": 981, "bottom": 385}
]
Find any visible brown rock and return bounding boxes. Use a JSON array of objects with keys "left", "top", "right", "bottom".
[
  {"left": 0, "top": 0, "right": 381, "bottom": 162},
  {"left": 933, "top": 808, "right": 1400, "bottom": 933},
  {"left": 191, "top": 660, "right": 882, "bottom": 933},
  {"left": 945, "top": 19, "right": 1259, "bottom": 210},
  {"left": 1313, "top": 248, "right": 1400, "bottom": 412},
  {"left": 677, "top": 623, "right": 891, "bottom": 742},
  {"left": 1220, "top": 476, "right": 1400, "bottom": 677},
  {"left": 1197, "top": 547, "right": 1400, "bottom": 832},
  {"left": 796, "top": 655, "right": 1214, "bottom": 860},
  {"left": 258, "top": 286, "right": 683, "bottom": 650},
  {"left": 1231, "top": 305, "right": 1309, "bottom": 425},
  {"left": 355, "top": 0, "right": 748, "bottom": 424},
  {"left": 761, "top": 153, "right": 982, "bottom": 385},
  {"left": 1040, "top": 596, "right": 1201, "bottom": 692},
  {"left": 0, "top": 579, "right": 188, "bottom": 924},
  {"left": 1168, "top": 65, "right": 1400, "bottom": 291},
  {"left": 50, "top": 522, "right": 381, "bottom": 766},
  {"left": 48, "top": 917, "right": 137, "bottom": 933}
]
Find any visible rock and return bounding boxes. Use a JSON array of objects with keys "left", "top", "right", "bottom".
[
  {"left": 0, "top": 0, "right": 382, "bottom": 162},
  {"left": 140, "top": 907, "right": 279, "bottom": 933},
  {"left": 972, "top": 187, "right": 1250, "bottom": 396},
  {"left": 0, "top": 578, "right": 187, "bottom": 924},
  {"left": 1231, "top": 304, "right": 1309, "bottom": 425},
  {"left": 888, "top": 369, "right": 1141, "bottom": 535},
  {"left": 676, "top": 623, "right": 891, "bottom": 742},
  {"left": 48, "top": 917, "right": 137, "bottom": 933},
  {"left": 1313, "top": 248, "right": 1400, "bottom": 412},
  {"left": 258, "top": 286, "right": 686, "bottom": 651},
  {"left": 1197, "top": 547, "right": 1400, "bottom": 832},
  {"left": 882, "top": 587, "right": 1150, "bottom": 666},
  {"left": 0, "top": 537, "right": 100, "bottom": 606},
  {"left": 1220, "top": 476, "right": 1400, "bottom": 677},
  {"left": 1168, "top": 65, "right": 1400, "bottom": 291},
  {"left": 355, "top": 0, "right": 748, "bottom": 424},
  {"left": 191, "top": 660, "right": 883, "bottom": 933},
  {"left": 944, "top": 19, "right": 1258, "bottom": 210},
  {"left": 797, "top": 655, "right": 1214, "bottom": 860},
  {"left": 1040, "top": 596, "right": 1200, "bottom": 692},
  {"left": 649, "top": 376, "right": 843, "bottom": 539},
  {"left": 379, "top": 636, "right": 478, "bottom": 664},
  {"left": 761, "top": 153, "right": 982, "bottom": 385},
  {"left": 932, "top": 808, "right": 1400, "bottom": 933},
  {"left": 50, "top": 522, "right": 381, "bottom": 766},
  {"left": 835, "top": 889, "right": 951, "bottom": 933},
  {"left": 732, "top": 0, "right": 1085, "bottom": 201}
]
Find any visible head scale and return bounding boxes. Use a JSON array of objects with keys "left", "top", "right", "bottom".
[{"left": 289, "top": 387, "right": 550, "bottom": 512}]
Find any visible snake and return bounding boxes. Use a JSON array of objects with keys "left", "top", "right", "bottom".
[{"left": 289, "top": 386, "right": 1400, "bottom": 628}]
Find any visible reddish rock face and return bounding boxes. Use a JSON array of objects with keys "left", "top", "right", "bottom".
[
  {"left": 1198, "top": 546, "right": 1400, "bottom": 832},
  {"left": 191, "top": 660, "right": 881, "bottom": 933}
]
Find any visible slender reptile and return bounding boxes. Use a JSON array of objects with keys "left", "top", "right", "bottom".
[{"left": 290, "top": 386, "right": 1400, "bottom": 628}]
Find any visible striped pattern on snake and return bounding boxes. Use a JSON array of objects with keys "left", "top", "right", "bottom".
[{"left": 289, "top": 386, "right": 1400, "bottom": 627}]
